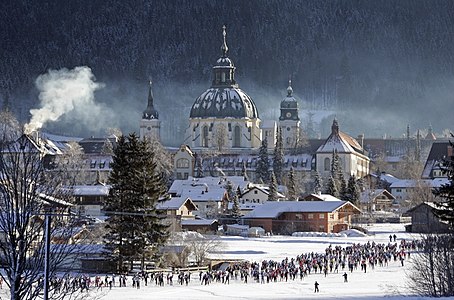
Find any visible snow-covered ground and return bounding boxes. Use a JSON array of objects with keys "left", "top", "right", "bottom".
[
  {"left": 1, "top": 224, "right": 450, "bottom": 299},
  {"left": 98, "top": 223, "right": 446, "bottom": 300}
]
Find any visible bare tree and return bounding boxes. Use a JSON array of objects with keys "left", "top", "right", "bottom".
[
  {"left": 408, "top": 234, "right": 454, "bottom": 297},
  {"left": 187, "top": 235, "right": 224, "bottom": 267},
  {"left": 0, "top": 132, "right": 96, "bottom": 300},
  {"left": 0, "top": 110, "right": 20, "bottom": 146},
  {"left": 405, "top": 180, "right": 436, "bottom": 209}
]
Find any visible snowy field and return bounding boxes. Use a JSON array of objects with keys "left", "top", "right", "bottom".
[
  {"left": 1, "top": 223, "right": 451, "bottom": 300},
  {"left": 97, "top": 223, "right": 450, "bottom": 300}
]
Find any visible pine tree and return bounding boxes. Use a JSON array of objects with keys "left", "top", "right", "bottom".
[
  {"left": 104, "top": 133, "right": 169, "bottom": 272},
  {"left": 287, "top": 167, "right": 298, "bottom": 200},
  {"left": 346, "top": 175, "right": 360, "bottom": 204},
  {"left": 231, "top": 196, "right": 241, "bottom": 219},
  {"left": 273, "top": 127, "right": 284, "bottom": 184},
  {"left": 432, "top": 138, "right": 454, "bottom": 230},
  {"left": 314, "top": 171, "right": 323, "bottom": 194},
  {"left": 339, "top": 176, "right": 347, "bottom": 200},
  {"left": 268, "top": 172, "right": 278, "bottom": 201},
  {"left": 225, "top": 180, "right": 241, "bottom": 218},
  {"left": 256, "top": 138, "right": 270, "bottom": 183},
  {"left": 326, "top": 175, "right": 339, "bottom": 198}
]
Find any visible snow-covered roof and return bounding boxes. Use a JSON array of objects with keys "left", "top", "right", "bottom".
[
  {"left": 243, "top": 200, "right": 360, "bottom": 219},
  {"left": 359, "top": 189, "right": 395, "bottom": 203},
  {"left": 156, "top": 197, "right": 197, "bottom": 211},
  {"left": 169, "top": 176, "right": 249, "bottom": 202},
  {"left": 390, "top": 178, "right": 450, "bottom": 189},
  {"left": 39, "top": 193, "right": 74, "bottom": 207},
  {"left": 316, "top": 120, "right": 364, "bottom": 156},
  {"left": 181, "top": 218, "right": 217, "bottom": 226},
  {"left": 73, "top": 185, "right": 110, "bottom": 196},
  {"left": 241, "top": 185, "right": 285, "bottom": 199},
  {"left": 304, "top": 193, "right": 341, "bottom": 201}
]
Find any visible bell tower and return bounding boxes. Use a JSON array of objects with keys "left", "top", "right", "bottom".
[
  {"left": 140, "top": 80, "right": 161, "bottom": 141},
  {"left": 279, "top": 79, "right": 300, "bottom": 149}
]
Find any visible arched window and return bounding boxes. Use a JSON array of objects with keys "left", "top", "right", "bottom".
[
  {"left": 202, "top": 126, "right": 209, "bottom": 147},
  {"left": 324, "top": 157, "right": 330, "bottom": 171},
  {"left": 233, "top": 125, "right": 241, "bottom": 147},
  {"left": 176, "top": 158, "right": 190, "bottom": 168}
]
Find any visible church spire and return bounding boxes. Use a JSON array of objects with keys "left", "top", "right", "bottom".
[
  {"left": 221, "top": 25, "right": 229, "bottom": 57},
  {"left": 142, "top": 80, "right": 159, "bottom": 120}
]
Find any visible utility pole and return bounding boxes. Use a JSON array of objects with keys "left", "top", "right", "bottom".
[{"left": 43, "top": 211, "right": 51, "bottom": 300}]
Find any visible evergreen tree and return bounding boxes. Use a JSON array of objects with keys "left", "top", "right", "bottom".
[
  {"left": 432, "top": 138, "right": 454, "bottom": 230},
  {"left": 195, "top": 156, "right": 204, "bottom": 178},
  {"left": 346, "top": 175, "right": 360, "bottom": 204},
  {"left": 273, "top": 127, "right": 284, "bottom": 184},
  {"left": 104, "top": 133, "right": 169, "bottom": 271},
  {"left": 326, "top": 175, "right": 339, "bottom": 198},
  {"left": 268, "top": 172, "right": 278, "bottom": 201},
  {"left": 339, "top": 176, "right": 347, "bottom": 200},
  {"left": 314, "top": 171, "right": 323, "bottom": 194},
  {"left": 287, "top": 167, "right": 298, "bottom": 200},
  {"left": 256, "top": 138, "right": 270, "bottom": 183},
  {"left": 225, "top": 180, "right": 241, "bottom": 218}
]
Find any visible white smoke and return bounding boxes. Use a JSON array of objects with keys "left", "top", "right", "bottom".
[{"left": 25, "top": 66, "right": 105, "bottom": 134}]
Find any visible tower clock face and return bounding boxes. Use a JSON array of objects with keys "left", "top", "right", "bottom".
[{"left": 286, "top": 112, "right": 292, "bottom": 118}]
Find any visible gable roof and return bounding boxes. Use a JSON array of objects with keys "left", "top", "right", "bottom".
[
  {"left": 359, "top": 189, "right": 395, "bottom": 203},
  {"left": 316, "top": 120, "right": 365, "bottom": 156},
  {"left": 243, "top": 200, "right": 360, "bottom": 219},
  {"left": 156, "top": 197, "right": 197, "bottom": 211},
  {"left": 241, "top": 185, "right": 285, "bottom": 199},
  {"left": 422, "top": 142, "right": 452, "bottom": 179}
]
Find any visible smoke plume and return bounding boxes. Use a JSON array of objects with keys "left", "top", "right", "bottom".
[{"left": 25, "top": 66, "right": 104, "bottom": 133}]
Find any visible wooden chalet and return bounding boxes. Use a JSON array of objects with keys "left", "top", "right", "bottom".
[{"left": 242, "top": 200, "right": 361, "bottom": 235}]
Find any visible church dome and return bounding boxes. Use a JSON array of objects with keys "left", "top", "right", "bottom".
[
  {"left": 190, "top": 87, "right": 259, "bottom": 118},
  {"left": 189, "top": 26, "right": 259, "bottom": 119}
]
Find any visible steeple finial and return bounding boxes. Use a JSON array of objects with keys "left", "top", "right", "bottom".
[
  {"left": 148, "top": 79, "right": 154, "bottom": 107},
  {"left": 221, "top": 25, "right": 229, "bottom": 57},
  {"left": 287, "top": 77, "right": 293, "bottom": 96}
]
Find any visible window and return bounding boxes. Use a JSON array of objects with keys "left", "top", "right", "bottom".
[
  {"left": 324, "top": 158, "right": 330, "bottom": 171},
  {"left": 176, "top": 158, "right": 190, "bottom": 168},
  {"left": 295, "top": 214, "right": 302, "bottom": 220},
  {"left": 202, "top": 126, "right": 209, "bottom": 147},
  {"left": 319, "top": 214, "right": 325, "bottom": 219},
  {"left": 308, "top": 213, "right": 314, "bottom": 219},
  {"left": 233, "top": 126, "right": 241, "bottom": 147}
]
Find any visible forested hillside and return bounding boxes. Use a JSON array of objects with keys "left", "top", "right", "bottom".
[{"left": 1, "top": 0, "right": 454, "bottom": 142}]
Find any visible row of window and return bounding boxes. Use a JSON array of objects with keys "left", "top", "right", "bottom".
[{"left": 201, "top": 125, "right": 242, "bottom": 147}]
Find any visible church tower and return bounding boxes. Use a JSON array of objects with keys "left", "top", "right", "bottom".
[
  {"left": 140, "top": 81, "right": 161, "bottom": 141},
  {"left": 279, "top": 79, "right": 300, "bottom": 149}
]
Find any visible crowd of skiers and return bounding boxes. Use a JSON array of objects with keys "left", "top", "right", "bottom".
[{"left": 46, "top": 236, "right": 421, "bottom": 293}]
